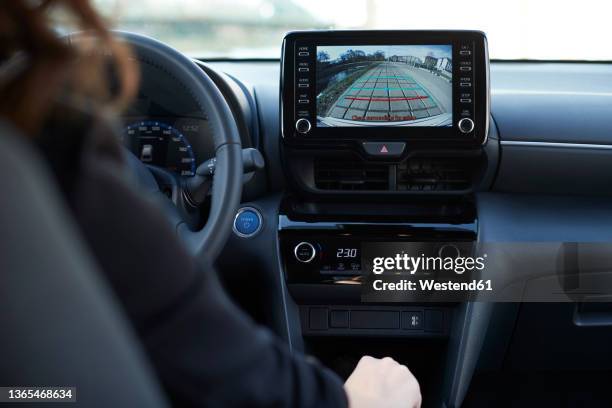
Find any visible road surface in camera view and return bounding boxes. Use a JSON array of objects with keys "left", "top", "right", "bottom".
[{"left": 318, "top": 62, "right": 452, "bottom": 127}]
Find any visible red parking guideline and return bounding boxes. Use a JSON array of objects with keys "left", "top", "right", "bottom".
[{"left": 346, "top": 96, "right": 429, "bottom": 102}]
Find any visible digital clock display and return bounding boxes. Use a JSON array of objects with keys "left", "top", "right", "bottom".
[
  {"left": 336, "top": 248, "right": 359, "bottom": 258},
  {"left": 319, "top": 244, "right": 361, "bottom": 274}
]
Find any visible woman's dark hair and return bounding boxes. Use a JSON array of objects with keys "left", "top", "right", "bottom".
[{"left": 0, "top": 0, "right": 138, "bottom": 135}]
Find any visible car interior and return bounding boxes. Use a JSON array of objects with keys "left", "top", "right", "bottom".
[{"left": 2, "top": 1, "right": 612, "bottom": 407}]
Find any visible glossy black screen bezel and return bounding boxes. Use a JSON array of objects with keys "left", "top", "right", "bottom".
[{"left": 281, "top": 30, "right": 489, "bottom": 147}]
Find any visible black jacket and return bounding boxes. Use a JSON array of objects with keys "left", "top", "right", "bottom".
[{"left": 38, "top": 112, "right": 347, "bottom": 407}]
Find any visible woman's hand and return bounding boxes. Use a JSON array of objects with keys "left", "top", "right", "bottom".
[{"left": 344, "top": 356, "right": 422, "bottom": 408}]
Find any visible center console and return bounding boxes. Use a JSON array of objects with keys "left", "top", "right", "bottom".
[{"left": 278, "top": 30, "right": 494, "bottom": 407}]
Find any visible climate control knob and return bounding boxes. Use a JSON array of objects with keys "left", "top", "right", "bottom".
[
  {"left": 458, "top": 117, "right": 475, "bottom": 134},
  {"left": 294, "top": 241, "right": 317, "bottom": 263},
  {"left": 295, "top": 118, "right": 312, "bottom": 134}
]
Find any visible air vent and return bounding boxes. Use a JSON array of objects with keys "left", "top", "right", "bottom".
[
  {"left": 314, "top": 160, "right": 389, "bottom": 191},
  {"left": 396, "top": 157, "right": 475, "bottom": 191}
]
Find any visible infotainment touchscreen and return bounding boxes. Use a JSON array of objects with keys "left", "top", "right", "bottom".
[
  {"left": 316, "top": 45, "right": 453, "bottom": 128},
  {"left": 281, "top": 30, "right": 489, "bottom": 146}
]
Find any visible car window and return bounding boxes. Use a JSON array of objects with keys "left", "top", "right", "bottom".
[{"left": 92, "top": 0, "right": 611, "bottom": 60}]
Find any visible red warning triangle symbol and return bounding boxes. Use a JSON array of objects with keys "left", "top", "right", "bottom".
[{"left": 380, "top": 145, "right": 389, "bottom": 153}]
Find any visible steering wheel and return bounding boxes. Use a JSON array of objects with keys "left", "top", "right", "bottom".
[{"left": 70, "top": 32, "right": 243, "bottom": 261}]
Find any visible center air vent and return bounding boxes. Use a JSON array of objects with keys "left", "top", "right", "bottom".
[
  {"left": 396, "top": 157, "right": 475, "bottom": 191},
  {"left": 314, "top": 160, "right": 389, "bottom": 191},
  {"left": 312, "top": 157, "right": 478, "bottom": 192}
]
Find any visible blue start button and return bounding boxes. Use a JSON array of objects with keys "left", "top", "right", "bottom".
[{"left": 233, "top": 207, "right": 262, "bottom": 237}]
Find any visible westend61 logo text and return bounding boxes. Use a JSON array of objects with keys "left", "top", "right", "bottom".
[{"left": 372, "top": 252, "right": 487, "bottom": 275}]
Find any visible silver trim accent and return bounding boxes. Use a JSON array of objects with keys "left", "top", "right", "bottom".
[
  {"left": 232, "top": 206, "right": 263, "bottom": 238},
  {"left": 278, "top": 215, "right": 478, "bottom": 233},
  {"left": 274, "top": 223, "right": 294, "bottom": 351},
  {"left": 294, "top": 241, "right": 317, "bottom": 263},
  {"left": 500, "top": 141, "right": 612, "bottom": 150},
  {"left": 295, "top": 118, "right": 312, "bottom": 134},
  {"left": 458, "top": 117, "right": 475, "bottom": 134},
  {"left": 279, "top": 38, "right": 287, "bottom": 139},
  {"left": 483, "top": 33, "right": 491, "bottom": 146}
]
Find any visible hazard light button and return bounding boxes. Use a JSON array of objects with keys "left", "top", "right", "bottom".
[{"left": 362, "top": 142, "right": 406, "bottom": 157}]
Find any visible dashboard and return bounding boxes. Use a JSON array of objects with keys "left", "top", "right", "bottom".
[
  {"left": 206, "top": 57, "right": 612, "bottom": 407},
  {"left": 118, "top": 30, "right": 612, "bottom": 406}
]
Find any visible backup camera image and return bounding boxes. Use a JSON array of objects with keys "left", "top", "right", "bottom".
[{"left": 316, "top": 45, "right": 452, "bottom": 127}]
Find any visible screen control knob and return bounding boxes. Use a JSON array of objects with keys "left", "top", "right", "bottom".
[
  {"left": 438, "top": 244, "right": 461, "bottom": 259},
  {"left": 294, "top": 241, "right": 317, "bottom": 263},
  {"left": 295, "top": 118, "right": 312, "bottom": 134},
  {"left": 458, "top": 117, "right": 475, "bottom": 134}
]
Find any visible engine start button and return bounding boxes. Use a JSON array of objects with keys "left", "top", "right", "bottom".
[{"left": 233, "top": 207, "right": 262, "bottom": 237}]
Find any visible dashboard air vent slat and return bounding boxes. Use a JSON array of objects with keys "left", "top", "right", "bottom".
[
  {"left": 314, "top": 161, "right": 389, "bottom": 191},
  {"left": 396, "top": 158, "right": 474, "bottom": 192}
]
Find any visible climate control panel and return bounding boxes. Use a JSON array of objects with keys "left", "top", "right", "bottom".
[{"left": 279, "top": 215, "right": 477, "bottom": 285}]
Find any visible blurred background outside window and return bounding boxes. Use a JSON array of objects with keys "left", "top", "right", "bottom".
[{"left": 90, "top": 0, "right": 612, "bottom": 60}]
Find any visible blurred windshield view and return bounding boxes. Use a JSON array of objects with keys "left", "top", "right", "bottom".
[{"left": 94, "top": 0, "right": 611, "bottom": 60}]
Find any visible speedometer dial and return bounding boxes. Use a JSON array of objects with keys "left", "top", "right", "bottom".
[{"left": 124, "top": 121, "right": 196, "bottom": 176}]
